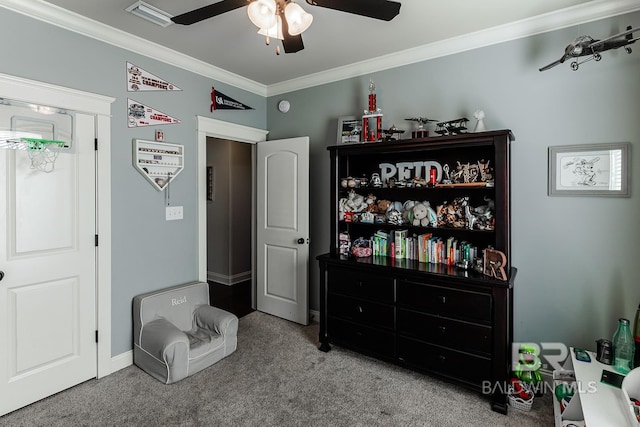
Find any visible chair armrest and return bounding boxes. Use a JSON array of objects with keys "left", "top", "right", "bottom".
[
  {"left": 139, "top": 317, "right": 189, "bottom": 363},
  {"left": 194, "top": 305, "right": 238, "bottom": 337}
]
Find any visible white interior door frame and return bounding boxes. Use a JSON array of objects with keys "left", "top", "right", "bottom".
[
  {"left": 0, "top": 72, "right": 114, "bottom": 378},
  {"left": 196, "top": 116, "right": 268, "bottom": 306}
]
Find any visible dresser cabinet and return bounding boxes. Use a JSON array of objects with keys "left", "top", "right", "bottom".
[{"left": 317, "top": 130, "right": 515, "bottom": 413}]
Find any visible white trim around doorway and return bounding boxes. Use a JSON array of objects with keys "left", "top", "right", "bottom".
[{"left": 196, "top": 117, "right": 268, "bottom": 307}]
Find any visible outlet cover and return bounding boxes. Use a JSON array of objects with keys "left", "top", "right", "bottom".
[{"left": 166, "top": 205, "right": 183, "bottom": 221}]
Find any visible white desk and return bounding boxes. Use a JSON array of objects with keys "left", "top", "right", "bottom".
[{"left": 553, "top": 348, "right": 637, "bottom": 427}]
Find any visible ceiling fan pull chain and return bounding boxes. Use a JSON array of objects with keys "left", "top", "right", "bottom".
[{"left": 275, "top": 12, "right": 281, "bottom": 55}]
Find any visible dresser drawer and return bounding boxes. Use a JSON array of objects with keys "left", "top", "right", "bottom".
[
  {"left": 327, "top": 267, "right": 394, "bottom": 303},
  {"left": 398, "top": 337, "right": 491, "bottom": 385},
  {"left": 397, "top": 281, "right": 491, "bottom": 323},
  {"left": 328, "top": 293, "right": 394, "bottom": 330},
  {"left": 328, "top": 317, "right": 395, "bottom": 358},
  {"left": 397, "top": 309, "right": 491, "bottom": 355}
]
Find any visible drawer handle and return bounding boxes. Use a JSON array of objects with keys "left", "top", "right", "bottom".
[
  {"left": 439, "top": 296, "right": 447, "bottom": 304},
  {"left": 358, "top": 281, "right": 364, "bottom": 288},
  {"left": 355, "top": 305, "right": 364, "bottom": 314},
  {"left": 439, "top": 355, "right": 446, "bottom": 362},
  {"left": 438, "top": 326, "right": 446, "bottom": 334}
]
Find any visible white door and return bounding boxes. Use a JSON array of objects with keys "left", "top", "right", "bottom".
[
  {"left": 0, "top": 103, "right": 97, "bottom": 416},
  {"left": 256, "top": 137, "right": 309, "bottom": 325}
]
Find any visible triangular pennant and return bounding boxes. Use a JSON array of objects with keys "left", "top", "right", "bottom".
[
  {"left": 211, "top": 87, "right": 254, "bottom": 112},
  {"left": 127, "top": 99, "right": 181, "bottom": 128},
  {"left": 126, "top": 62, "right": 182, "bottom": 92}
]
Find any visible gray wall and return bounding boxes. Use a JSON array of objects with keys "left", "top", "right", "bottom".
[
  {"left": 267, "top": 12, "right": 640, "bottom": 351},
  {"left": 0, "top": 7, "right": 265, "bottom": 356}
]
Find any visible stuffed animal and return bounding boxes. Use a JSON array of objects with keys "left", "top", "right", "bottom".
[
  {"left": 386, "top": 201, "right": 405, "bottom": 225},
  {"left": 386, "top": 209, "right": 403, "bottom": 225},
  {"left": 412, "top": 203, "right": 429, "bottom": 227},
  {"left": 402, "top": 200, "right": 416, "bottom": 223},
  {"left": 338, "top": 198, "right": 348, "bottom": 220},
  {"left": 376, "top": 199, "right": 391, "bottom": 213},
  {"left": 389, "top": 201, "right": 403, "bottom": 212},
  {"left": 437, "top": 196, "right": 469, "bottom": 228},
  {"left": 345, "top": 190, "right": 367, "bottom": 212},
  {"left": 424, "top": 202, "right": 438, "bottom": 227},
  {"left": 365, "top": 194, "right": 378, "bottom": 212}
]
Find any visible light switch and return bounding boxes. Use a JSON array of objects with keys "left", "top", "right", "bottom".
[{"left": 166, "top": 206, "right": 183, "bottom": 221}]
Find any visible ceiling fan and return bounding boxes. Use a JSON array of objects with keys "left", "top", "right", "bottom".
[{"left": 171, "top": 0, "right": 402, "bottom": 54}]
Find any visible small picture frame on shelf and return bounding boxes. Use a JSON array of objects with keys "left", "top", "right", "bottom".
[
  {"left": 548, "top": 142, "right": 630, "bottom": 197},
  {"left": 337, "top": 116, "right": 361, "bottom": 144}
]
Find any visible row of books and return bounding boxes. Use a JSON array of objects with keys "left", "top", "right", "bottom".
[{"left": 370, "top": 229, "right": 479, "bottom": 265}]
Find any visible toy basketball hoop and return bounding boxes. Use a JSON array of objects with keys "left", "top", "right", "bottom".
[{"left": 0, "top": 137, "right": 67, "bottom": 173}]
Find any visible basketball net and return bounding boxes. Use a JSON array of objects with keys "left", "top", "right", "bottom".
[{"left": 1, "top": 138, "right": 67, "bottom": 173}]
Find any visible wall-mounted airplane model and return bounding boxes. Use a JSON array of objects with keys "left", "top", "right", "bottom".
[{"left": 539, "top": 25, "right": 638, "bottom": 72}]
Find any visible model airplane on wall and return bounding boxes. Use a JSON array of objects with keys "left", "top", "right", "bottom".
[{"left": 539, "top": 25, "right": 639, "bottom": 72}]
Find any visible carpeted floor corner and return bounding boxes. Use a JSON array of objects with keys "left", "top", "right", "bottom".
[{"left": 0, "top": 311, "right": 553, "bottom": 426}]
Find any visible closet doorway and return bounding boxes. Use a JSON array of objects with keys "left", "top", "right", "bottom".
[{"left": 206, "top": 137, "right": 253, "bottom": 317}]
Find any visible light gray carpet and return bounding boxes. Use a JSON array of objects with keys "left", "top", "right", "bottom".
[{"left": 0, "top": 311, "right": 553, "bottom": 426}]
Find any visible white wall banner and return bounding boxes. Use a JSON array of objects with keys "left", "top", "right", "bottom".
[
  {"left": 127, "top": 99, "right": 181, "bottom": 127},
  {"left": 126, "top": 62, "right": 182, "bottom": 92}
]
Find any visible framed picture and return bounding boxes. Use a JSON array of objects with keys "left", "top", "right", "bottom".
[
  {"left": 337, "top": 116, "right": 361, "bottom": 144},
  {"left": 207, "top": 166, "right": 214, "bottom": 201},
  {"left": 548, "top": 142, "right": 630, "bottom": 197}
]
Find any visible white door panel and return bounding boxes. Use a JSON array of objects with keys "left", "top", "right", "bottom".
[
  {"left": 0, "top": 104, "right": 96, "bottom": 416},
  {"left": 14, "top": 150, "right": 75, "bottom": 254},
  {"left": 256, "top": 137, "right": 309, "bottom": 325},
  {"left": 264, "top": 244, "right": 297, "bottom": 301}
]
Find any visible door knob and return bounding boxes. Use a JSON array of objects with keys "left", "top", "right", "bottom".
[
  {"left": 0, "top": 271, "right": 4, "bottom": 281},
  {"left": 297, "top": 238, "right": 305, "bottom": 244}
]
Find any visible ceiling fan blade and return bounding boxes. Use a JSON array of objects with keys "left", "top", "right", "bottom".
[
  {"left": 171, "top": 0, "right": 249, "bottom": 25},
  {"left": 281, "top": 16, "right": 305, "bottom": 53},
  {"left": 306, "top": 0, "right": 401, "bottom": 21}
]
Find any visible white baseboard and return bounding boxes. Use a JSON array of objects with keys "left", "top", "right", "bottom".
[
  {"left": 309, "top": 309, "right": 319, "bottom": 323},
  {"left": 207, "top": 271, "right": 251, "bottom": 286},
  {"left": 110, "top": 350, "right": 133, "bottom": 373}
]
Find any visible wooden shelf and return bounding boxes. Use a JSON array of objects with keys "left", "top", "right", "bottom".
[{"left": 318, "top": 129, "right": 514, "bottom": 414}]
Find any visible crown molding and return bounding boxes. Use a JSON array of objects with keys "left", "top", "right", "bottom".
[
  {"left": 266, "top": 0, "right": 640, "bottom": 96},
  {"left": 1, "top": 0, "right": 639, "bottom": 98},
  {"left": 0, "top": 0, "right": 268, "bottom": 96}
]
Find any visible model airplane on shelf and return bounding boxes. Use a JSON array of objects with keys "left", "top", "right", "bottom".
[
  {"left": 381, "top": 125, "right": 405, "bottom": 141},
  {"left": 539, "top": 25, "right": 639, "bottom": 72},
  {"left": 404, "top": 117, "right": 438, "bottom": 127},
  {"left": 435, "top": 118, "right": 469, "bottom": 135}
]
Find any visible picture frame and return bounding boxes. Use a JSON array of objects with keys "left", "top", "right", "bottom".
[
  {"left": 337, "top": 116, "right": 361, "bottom": 144},
  {"left": 207, "top": 166, "right": 214, "bottom": 201},
  {"left": 548, "top": 142, "right": 630, "bottom": 197}
]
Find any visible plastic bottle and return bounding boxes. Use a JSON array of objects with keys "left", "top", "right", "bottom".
[
  {"left": 634, "top": 304, "right": 640, "bottom": 369},
  {"left": 613, "top": 317, "right": 635, "bottom": 374}
]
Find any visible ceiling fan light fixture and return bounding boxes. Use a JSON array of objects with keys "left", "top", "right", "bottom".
[
  {"left": 284, "top": 2, "right": 313, "bottom": 36},
  {"left": 258, "top": 15, "right": 284, "bottom": 40},
  {"left": 125, "top": 1, "right": 173, "bottom": 27},
  {"left": 247, "top": 0, "right": 277, "bottom": 29}
]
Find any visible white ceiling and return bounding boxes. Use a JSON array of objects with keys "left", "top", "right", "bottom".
[{"left": 7, "top": 0, "right": 640, "bottom": 92}]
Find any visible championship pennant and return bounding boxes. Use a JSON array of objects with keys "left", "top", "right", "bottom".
[
  {"left": 127, "top": 99, "right": 181, "bottom": 128},
  {"left": 126, "top": 62, "right": 182, "bottom": 92}
]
